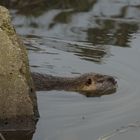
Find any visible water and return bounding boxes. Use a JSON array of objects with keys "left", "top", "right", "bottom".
[{"left": 11, "top": 0, "right": 140, "bottom": 139}]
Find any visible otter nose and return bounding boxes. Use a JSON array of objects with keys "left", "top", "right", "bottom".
[{"left": 107, "top": 77, "right": 117, "bottom": 85}]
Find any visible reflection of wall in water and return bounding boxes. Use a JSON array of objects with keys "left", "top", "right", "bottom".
[
  {"left": 87, "top": 20, "right": 139, "bottom": 47},
  {"left": 0, "top": 0, "right": 97, "bottom": 15},
  {"left": 2, "top": 0, "right": 140, "bottom": 62}
]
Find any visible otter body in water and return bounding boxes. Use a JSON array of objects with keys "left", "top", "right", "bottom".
[{"left": 31, "top": 72, "right": 117, "bottom": 97}]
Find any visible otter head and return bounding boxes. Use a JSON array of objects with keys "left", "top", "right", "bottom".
[{"left": 77, "top": 73, "right": 117, "bottom": 97}]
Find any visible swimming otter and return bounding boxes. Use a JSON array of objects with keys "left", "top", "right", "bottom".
[{"left": 31, "top": 72, "right": 117, "bottom": 97}]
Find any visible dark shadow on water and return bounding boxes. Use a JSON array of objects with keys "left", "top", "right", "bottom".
[
  {"left": 0, "top": 130, "right": 34, "bottom": 140},
  {"left": 0, "top": 0, "right": 97, "bottom": 16}
]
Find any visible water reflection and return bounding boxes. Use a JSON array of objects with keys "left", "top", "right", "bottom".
[
  {"left": 87, "top": 20, "right": 139, "bottom": 47},
  {"left": 2, "top": 0, "right": 139, "bottom": 73},
  {"left": 0, "top": 0, "right": 97, "bottom": 16},
  {"left": 1, "top": 0, "right": 140, "bottom": 18},
  {"left": 22, "top": 13, "right": 139, "bottom": 64},
  {"left": 23, "top": 36, "right": 109, "bottom": 63},
  {"left": 74, "top": 45, "right": 108, "bottom": 63}
]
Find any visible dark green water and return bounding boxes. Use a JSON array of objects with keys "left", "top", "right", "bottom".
[{"left": 11, "top": 0, "right": 140, "bottom": 139}]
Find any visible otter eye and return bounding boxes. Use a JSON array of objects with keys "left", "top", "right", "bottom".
[{"left": 85, "top": 78, "right": 92, "bottom": 86}]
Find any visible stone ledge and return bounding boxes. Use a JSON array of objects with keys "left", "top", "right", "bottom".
[{"left": 0, "top": 5, "right": 39, "bottom": 131}]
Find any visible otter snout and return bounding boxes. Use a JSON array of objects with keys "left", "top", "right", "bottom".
[{"left": 107, "top": 77, "right": 117, "bottom": 85}]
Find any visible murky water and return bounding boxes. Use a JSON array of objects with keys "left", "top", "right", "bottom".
[{"left": 10, "top": 0, "right": 140, "bottom": 139}]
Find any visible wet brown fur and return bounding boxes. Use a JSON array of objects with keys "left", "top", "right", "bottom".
[{"left": 31, "top": 72, "right": 117, "bottom": 97}]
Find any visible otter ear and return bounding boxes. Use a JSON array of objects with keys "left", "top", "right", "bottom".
[{"left": 85, "top": 78, "right": 92, "bottom": 86}]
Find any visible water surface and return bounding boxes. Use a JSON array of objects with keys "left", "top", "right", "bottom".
[{"left": 11, "top": 0, "right": 140, "bottom": 139}]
